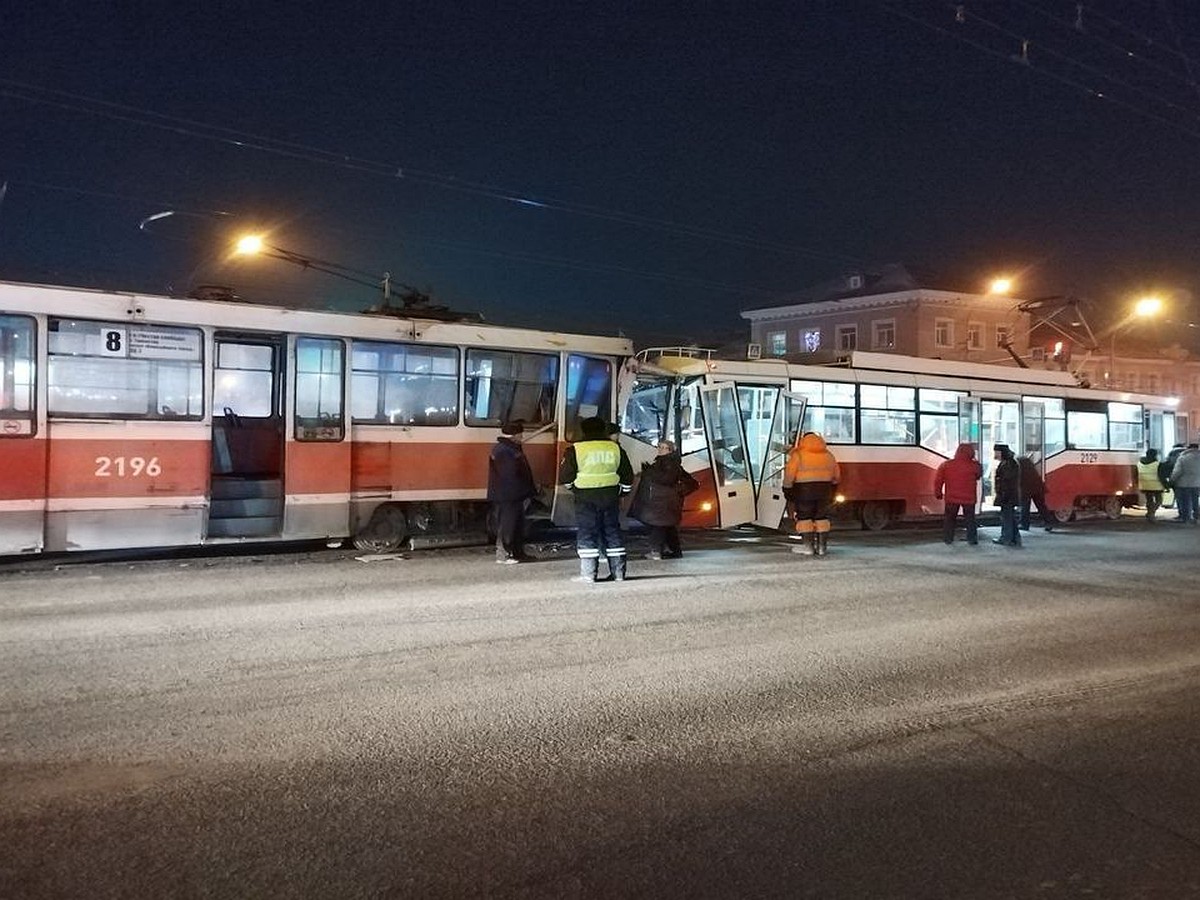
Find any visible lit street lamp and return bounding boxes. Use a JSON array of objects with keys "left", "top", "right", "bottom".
[{"left": 1106, "top": 295, "right": 1164, "bottom": 387}]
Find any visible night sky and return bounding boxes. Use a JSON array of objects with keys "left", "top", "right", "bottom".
[{"left": 3, "top": 1, "right": 1200, "bottom": 345}]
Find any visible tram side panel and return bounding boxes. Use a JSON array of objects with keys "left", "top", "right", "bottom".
[
  {"left": 44, "top": 422, "right": 210, "bottom": 552},
  {"left": 0, "top": 431, "right": 47, "bottom": 554}
]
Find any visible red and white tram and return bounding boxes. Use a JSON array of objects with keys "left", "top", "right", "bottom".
[
  {"left": 0, "top": 280, "right": 631, "bottom": 556},
  {"left": 619, "top": 348, "right": 1186, "bottom": 531}
]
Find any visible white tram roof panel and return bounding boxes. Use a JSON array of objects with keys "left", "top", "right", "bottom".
[{"left": 0, "top": 279, "right": 634, "bottom": 356}]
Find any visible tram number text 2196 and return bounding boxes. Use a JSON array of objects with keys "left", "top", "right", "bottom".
[{"left": 94, "top": 456, "right": 163, "bottom": 477}]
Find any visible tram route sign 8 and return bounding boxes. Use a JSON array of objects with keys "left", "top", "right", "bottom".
[{"left": 97, "top": 325, "right": 203, "bottom": 360}]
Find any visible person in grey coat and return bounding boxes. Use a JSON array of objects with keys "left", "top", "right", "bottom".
[{"left": 1169, "top": 443, "right": 1200, "bottom": 525}]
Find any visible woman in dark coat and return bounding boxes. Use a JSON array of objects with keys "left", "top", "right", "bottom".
[{"left": 631, "top": 440, "right": 698, "bottom": 559}]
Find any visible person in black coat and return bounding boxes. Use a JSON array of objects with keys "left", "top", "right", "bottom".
[
  {"left": 1018, "top": 453, "right": 1053, "bottom": 532},
  {"left": 487, "top": 422, "right": 537, "bottom": 563},
  {"left": 992, "top": 443, "right": 1022, "bottom": 547},
  {"left": 630, "top": 439, "right": 699, "bottom": 559}
]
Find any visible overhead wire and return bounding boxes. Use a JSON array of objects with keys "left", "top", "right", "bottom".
[
  {"left": 947, "top": 1, "right": 1200, "bottom": 127},
  {"left": 1010, "top": 0, "right": 1200, "bottom": 95},
  {"left": 0, "top": 77, "right": 860, "bottom": 265},
  {"left": 880, "top": 3, "right": 1200, "bottom": 143}
]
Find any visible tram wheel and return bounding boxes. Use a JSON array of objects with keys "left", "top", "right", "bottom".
[
  {"left": 860, "top": 501, "right": 893, "bottom": 531},
  {"left": 1051, "top": 506, "right": 1075, "bottom": 525},
  {"left": 353, "top": 504, "right": 409, "bottom": 553},
  {"left": 1102, "top": 496, "right": 1124, "bottom": 520}
]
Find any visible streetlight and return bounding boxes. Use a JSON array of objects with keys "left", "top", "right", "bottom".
[
  {"left": 1107, "top": 295, "right": 1164, "bottom": 387},
  {"left": 988, "top": 277, "right": 1013, "bottom": 296}
]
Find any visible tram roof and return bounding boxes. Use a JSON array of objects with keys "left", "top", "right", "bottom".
[{"left": 0, "top": 279, "right": 634, "bottom": 355}]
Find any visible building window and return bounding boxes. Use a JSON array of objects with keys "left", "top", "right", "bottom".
[
  {"left": 934, "top": 318, "right": 954, "bottom": 348},
  {"left": 847, "top": 274, "right": 863, "bottom": 289},
  {"left": 767, "top": 331, "right": 786, "bottom": 357},
  {"left": 801, "top": 328, "right": 821, "bottom": 353},
  {"left": 872, "top": 319, "right": 895, "bottom": 350},
  {"left": 1147, "top": 373, "right": 1159, "bottom": 393},
  {"left": 966, "top": 322, "right": 983, "bottom": 350},
  {"left": 835, "top": 325, "right": 857, "bottom": 351},
  {"left": 995, "top": 325, "right": 1011, "bottom": 348}
]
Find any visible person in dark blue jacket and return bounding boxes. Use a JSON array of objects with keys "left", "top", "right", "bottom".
[
  {"left": 992, "top": 443, "right": 1022, "bottom": 547},
  {"left": 487, "top": 422, "right": 537, "bottom": 563}
]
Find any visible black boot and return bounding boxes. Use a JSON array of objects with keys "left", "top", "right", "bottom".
[
  {"left": 609, "top": 555, "right": 627, "bottom": 581},
  {"left": 815, "top": 533, "right": 828, "bottom": 557},
  {"left": 574, "top": 558, "right": 598, "bottom": 583}
]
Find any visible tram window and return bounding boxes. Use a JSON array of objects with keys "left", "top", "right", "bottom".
[
  {"left": 0, "top": 315, "right": 35, "bottom": 433},
  {"left": 464, "top": 349, "right": 558, "bottom": 427},
  {"left": 860, "top": 384, "right": 916, "bottom": 445},
  {"left": 805, "top": 407, "right": 855, "bottom": 443},
  {"left": 919, "top": 388, "right": 961, "bottom": 413},
  {"left": 565, "top": 355, "right": 613, "bottom": 441},
  {"left": 1065, "top": 411, "right": 1107, "bottom": 449},
  {"left": 48, "top": 319, "right": 203, "bottom": 419},
  {"left": 791, "top": 379, "right": 856, "bottom": 443},
  {"left": 294, "top": 338, "right": 344, "bottom": 441},
  {"left": 1108, "top": 401, "right": 1143, "bottom": 450},
  {"left": 214, "top": 342, "right": 274, "bottom": 418},
  {"left": 624, "top": 380, "right": 668, "bottom": 444},
  {"left": 351, "top": 341, "right": 458, "bottom": 426},
  {"left": 1026, "top": 396, "right": 1066, "bottom": 455}
]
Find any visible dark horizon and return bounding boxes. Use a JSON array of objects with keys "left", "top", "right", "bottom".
[{"left": 4, "top": 2, "right": 1200, "bottom": 347}]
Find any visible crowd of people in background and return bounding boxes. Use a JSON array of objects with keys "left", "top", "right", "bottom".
[{"left": 486, "top": 418, "right": 1200, "bottom": 580}]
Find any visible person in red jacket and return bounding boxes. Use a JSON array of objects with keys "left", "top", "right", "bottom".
[{"left": 934, "top": 442, "right": 983, "bottom": 545}]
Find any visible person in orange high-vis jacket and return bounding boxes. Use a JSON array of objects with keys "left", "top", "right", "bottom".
[{"left": 783, "top": 432, "right": 841, "bottom": 557}]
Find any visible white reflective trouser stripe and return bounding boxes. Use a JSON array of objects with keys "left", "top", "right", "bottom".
[
  {"left": 577, "top": 547, "right": 626, "bottom": 558},
  {"left": 605, "top": 547, "right": 626, "bottom": 556}
]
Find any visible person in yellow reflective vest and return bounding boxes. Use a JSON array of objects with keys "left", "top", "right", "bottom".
[
  {"left": 558, "top": 416, "right": 634, "bottom": 582},
  {"left": 1137, "top": 448, "right": 1166, "bottom": 521},
  {"left": 783, "top": 431, "right": 841, "bottom": 557}
]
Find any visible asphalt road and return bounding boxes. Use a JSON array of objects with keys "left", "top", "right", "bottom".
[{"left": 2, "top": 519, "right": 1200, "bottom": 898}]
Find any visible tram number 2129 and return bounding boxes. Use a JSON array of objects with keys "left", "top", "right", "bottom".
[{"left": 95, "top": 456, "right": 163, "bottom": 477}]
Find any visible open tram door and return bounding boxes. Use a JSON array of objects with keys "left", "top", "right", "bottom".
[
  {"left": 698, "top": 382, "right": 756, "bottom": 526},
  {"left": 1022, "top": 399, "right": 1046, "bottom": 483},
  {"left": 958, "top": 397, "right": 982, "bottom": 506},
  {"left": 209, "top": 332, "right": 287, "bottom": 538},
  {"left": 754, "top": 390, "right": 807, "bottom": 530}
]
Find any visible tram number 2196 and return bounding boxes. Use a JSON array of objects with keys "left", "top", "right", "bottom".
[
  {"left": 1078, "top": 452, "right": 1100, "bottom": 464},
  {"left": 95, "top": 456, "right": 163, "bottom": 477}
]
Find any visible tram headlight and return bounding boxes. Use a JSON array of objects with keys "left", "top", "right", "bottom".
[
  {"left": 700, "top": 501, "right": 713, "bottom": 512},
  {"left": 834, "top": 493, "right": 846, "bottom": 504}
]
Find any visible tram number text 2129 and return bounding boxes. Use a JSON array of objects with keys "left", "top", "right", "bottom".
[
  {"left": 1078, "top": 452, "right": 1100, "bottom": 464},
  {"left": 94, "top": 456, "right": 163, "bottom": 477}
]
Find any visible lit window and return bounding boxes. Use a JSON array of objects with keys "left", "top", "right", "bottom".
[
  {"left": 767, "top": 331, "right": 786, "bottom": 356},
  {"left": 802, "top": 329, "right": 821, "bottom": 353},
  {"left": 872, "top": 319, "right": 895, "bottom": 350}
]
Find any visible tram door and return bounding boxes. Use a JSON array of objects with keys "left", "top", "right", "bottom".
[
  {"left": 699, "top": 382, "right": 756, "bottom": 526},
  {"left": 979, "top": 398, "right": 1020, "bottom": 507},
  {"left": 209, "top": 333, "right": 286, "bottom": 538},
  {"left": 754, "top": 391, "right": 807, "bottom": 529},
  {"left": 1022, "top": 400, "right": 1046, "bottom": 482},
  {"left": 1146, "top": 409, "right": 1178, "bottom": 454},
  {"left": 958, "top": 397, "right": 982, "bottom": 507}
]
